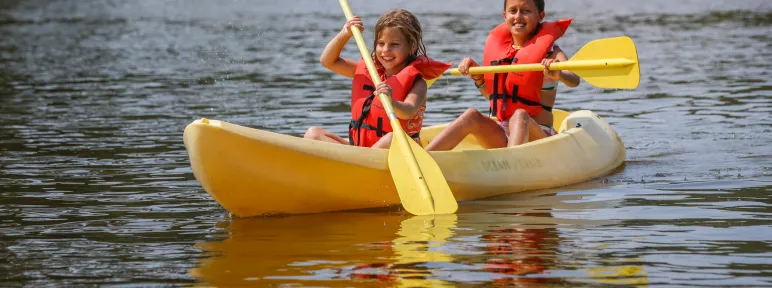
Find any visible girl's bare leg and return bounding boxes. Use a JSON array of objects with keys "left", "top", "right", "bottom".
[
  {"left": 370, "top": 132, "right": 393, "bottom": 149},
  {"left": 425, "top": 108, "right": 508, "bottom": 151},
  {"left": 371, "top": 132, "right": 423, "bottom": 149},
  {"left": 507, "top": 109, "right": 549, "bottom": 146},
  {"left": 303, "top": 126, "right": 348, "bottom": 145}
]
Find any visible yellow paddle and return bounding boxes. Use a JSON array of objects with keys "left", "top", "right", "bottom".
[
  {"left": 440, "top": 36, "right": 640, "bottom": 89},
  {"left": 338, "top": 0, "right": 457, "bottom": 215}
]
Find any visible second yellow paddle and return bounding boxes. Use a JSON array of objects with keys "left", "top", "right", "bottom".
[
  {"left": 338, "top": 0, "right": 457, "bottom": 215},
  {"left": 443, "top": 36, "right": 640, "bottom": 89}
]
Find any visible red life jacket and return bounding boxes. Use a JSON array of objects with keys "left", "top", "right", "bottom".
[
  {"left": 482, "top": 19, "right": 571, "bottom": 121},
  {"left": 349, "top": 56, "right": 451, "bottom": 147}
]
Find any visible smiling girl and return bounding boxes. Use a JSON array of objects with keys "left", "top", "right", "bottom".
[
  {"left": 426, "top": 0, "right": 580, "bottom": 151},
  {"left": 304, "top": 9, "right": 451, "bottom": 148}
]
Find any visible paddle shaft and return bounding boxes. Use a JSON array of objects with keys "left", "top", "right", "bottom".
[
  {"left": 338, "top": 0, "right": 436, "bottom": 210},
  {"left": 441, "top": 35, "right": 640, "bottom": 89},
  {"left": 444, "top": 58, "right": 636, "bottom": 76}
]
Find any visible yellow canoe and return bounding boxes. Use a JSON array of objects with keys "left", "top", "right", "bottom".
[{"left": 183, "top": 109, "right": 625, "bottom": 217}]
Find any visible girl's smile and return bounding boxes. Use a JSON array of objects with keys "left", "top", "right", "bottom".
[
  {"left": 503, "top": 0, "right": 545, "bottom": 42},
  {"left": 375, "top": 27, "right": 415, "bottom": 77}
]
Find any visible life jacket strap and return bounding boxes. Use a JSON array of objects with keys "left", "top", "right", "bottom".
[
  {"left": 489, "top": 57, "right": 516, "bottom": 117},
  {"left": 349, "top": 85, "right": 376, "bottom": 146},
  {"left": 488, "top": 56, "right": 553, "bottom": 116},
  {"left": 349, "top": 84, "right": 421, "bottom": 146}
]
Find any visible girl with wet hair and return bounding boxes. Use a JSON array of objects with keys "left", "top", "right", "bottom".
[{"left": 305, "top": 9, "right": 451, "bottom": 148}]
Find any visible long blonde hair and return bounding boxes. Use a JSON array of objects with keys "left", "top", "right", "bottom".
[{"left": 371, "top": 9, "right": 428, "bottom": 68}]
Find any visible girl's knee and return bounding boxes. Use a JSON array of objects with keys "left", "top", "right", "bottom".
[
  {"left": 460, "top": 108, "right": 489, "bottom": 125},
  {"left": 371, "top": 133, "right": 393, "bottom": 148},
  {"left": 512, "top": 109, "right": 529, "bottom": 121},
  {"left": 462, "top": 107, "right": 479, "bottom": 116},
  {"left": 304, "top": 126, "right": 323, "bottom": 139},
  {"left": 461, "top": 108, "right": 484, "bottom": 121},
  {"left": 509, "top": 109, "right": 530, "bottom": 129}
]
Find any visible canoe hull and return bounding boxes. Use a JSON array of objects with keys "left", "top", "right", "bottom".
[{"left": 183, "top": 110, "right": 625, "bottom": 216}]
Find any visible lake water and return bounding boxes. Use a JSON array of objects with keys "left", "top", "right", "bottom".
[{"left": 1, "top": 0, "right": 770, "bottom": 286}]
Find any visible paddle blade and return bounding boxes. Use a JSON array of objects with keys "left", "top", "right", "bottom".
[
  {"left": 570, "top": 36, "right": 640, "bottom": 89},
  {"left": 388, "top": 132, "right": 458, "bottom": 215}
]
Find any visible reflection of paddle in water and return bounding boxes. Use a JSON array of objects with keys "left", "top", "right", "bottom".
[
  {"left": 392, "top": 214, "right": 457, "bottom": 287},
  {"left": 347, "top": 214, "right": 458, "bottom": 287}
]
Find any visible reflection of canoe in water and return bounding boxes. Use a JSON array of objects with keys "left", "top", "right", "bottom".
[
  {"left": 183, "top": 109, "right": 625, "bottom": 216},
  {"left": 189, "top": 213, "right": 458, "bottom": 287},
  {"left": 190, "top": 198, "right": 648, "bottom": 286}
]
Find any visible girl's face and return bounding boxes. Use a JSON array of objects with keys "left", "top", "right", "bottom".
[
  {"left": 503, "top": 0, "right": 545, "bottom": 40},
  {"left": 375, "top": 27, "right": 415, "bottom": 76}
]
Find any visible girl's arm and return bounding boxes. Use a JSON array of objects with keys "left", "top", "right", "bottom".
[
  {"left": 374, "top": 79, "right": 427, "bottom": 120},
  {"left": 543, "top": 45, "right": 580, "bottom": 87},
  {"left": 472, "top": 74, "right": 491, "bottom": 99},
  {"left": 320, "top": 16, "right": 363, "bottom": 78},
  {"left": 459, "top": 57, "right": 491, "bottom": 99}
]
